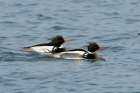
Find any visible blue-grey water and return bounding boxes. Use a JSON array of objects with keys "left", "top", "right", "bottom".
[{"left": 0, "top": 0, "right": 140, "bottom": 93}]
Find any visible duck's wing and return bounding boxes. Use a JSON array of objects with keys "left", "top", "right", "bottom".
[{"left": 22, "top": 43, "right": 54, "bottom": 53}]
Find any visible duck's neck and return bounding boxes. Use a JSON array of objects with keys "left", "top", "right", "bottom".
[
  {"left": 88, "top": 51, "right": 95, "bottom": 54},
  {"left": 87, "top": 52, "right": 100, "bottom": 59},
  {"left": 52, "top": 46, "right": 66, "bottom": 53}
]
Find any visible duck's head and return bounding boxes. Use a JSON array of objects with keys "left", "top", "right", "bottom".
[
  {"left": 88, "top": 42, "right": 107, "bottom": 52},
  {"left": 50, "top": 35, "right": 72, "bottom": 47}
]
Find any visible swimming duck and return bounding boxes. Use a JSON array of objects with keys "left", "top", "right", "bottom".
[
  {"left": 22, "top": 35, "right": 72, "bottom": 54},
  {"left": 50, "top": 42, "right": 107, "bottom": 59}
]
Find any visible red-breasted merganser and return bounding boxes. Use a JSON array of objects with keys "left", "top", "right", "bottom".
[
  {"left": 50, "top": 42, "right": 107, "bottom": 59},
  {"left": 22, "top": 35, "right": 72, "bottom": 54}
]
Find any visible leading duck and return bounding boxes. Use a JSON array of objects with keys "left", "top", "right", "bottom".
[{"left": 50, "top": 42, "right": 107, "bottom": 60}]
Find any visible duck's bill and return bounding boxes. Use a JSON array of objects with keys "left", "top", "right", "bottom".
[
  {"left": 98, "top": 47, "right": 107, "bottom": 50},
  {"left": 64, "top": 40, "right": 73, "bottom": 43}
]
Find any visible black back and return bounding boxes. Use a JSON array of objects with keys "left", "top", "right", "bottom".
[
  {"left": 68, "top": 49, "right": 86, "bottom": 52},
  {"left": 52, "top": 48, "right": 65, "bottom": 53},
  {"left": 32, "top": 35, "right": 65, "bottom": 47}
]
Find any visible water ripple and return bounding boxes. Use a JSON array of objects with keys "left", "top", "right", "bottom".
[
  {"left": 50, "top": 26, "right": 70, "bottom": 30},
  {"left": 125, "top": 18, "right": 140, "bottom": 24},
  {"left": 0, "top": 21, "right": 15, "bottom": 24},
  {"left": 36, "top": 14, "right": 56, "bottom": 20},
  {"left": 1, "top": 0, "right": 140, "bottom": 93}
]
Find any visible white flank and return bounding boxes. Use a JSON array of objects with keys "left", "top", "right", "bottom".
[
  {"left": 31, "top": 46, "right": 54, "bottom": 53},
  {"left": 61, "top": 51, "right": 85, "bottom": 55}
]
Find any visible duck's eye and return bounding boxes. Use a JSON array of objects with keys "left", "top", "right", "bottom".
[{"left": 60, "top": 40, "right": 62, "bottom": 42}]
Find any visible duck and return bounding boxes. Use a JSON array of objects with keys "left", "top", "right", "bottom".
[
  {"left": 22, "top": 35, "right": 72, "bottom": 54},
  {"left": 50, "top": 42, "right": 107, "bottom": 59}
]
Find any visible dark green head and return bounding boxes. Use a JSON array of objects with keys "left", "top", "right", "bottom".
[
  {"left": 88, "top": 42, "right": 107, "bottom": 52},
  {"left": 50, "top": 36, "right": 65, "bottom": 47}
]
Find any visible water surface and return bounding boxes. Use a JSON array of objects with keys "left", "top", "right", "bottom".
[{"left": 0, "top": 0, "right": 140, "bottom": 93}]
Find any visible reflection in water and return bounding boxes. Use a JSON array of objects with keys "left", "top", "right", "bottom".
[{"left": 74, "top": 59, "right": 83, "bottom": 65}]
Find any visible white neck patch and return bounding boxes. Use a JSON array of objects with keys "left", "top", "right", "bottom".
[{"left": 88, "top": 51, "right": 95, "bottom": 54}]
